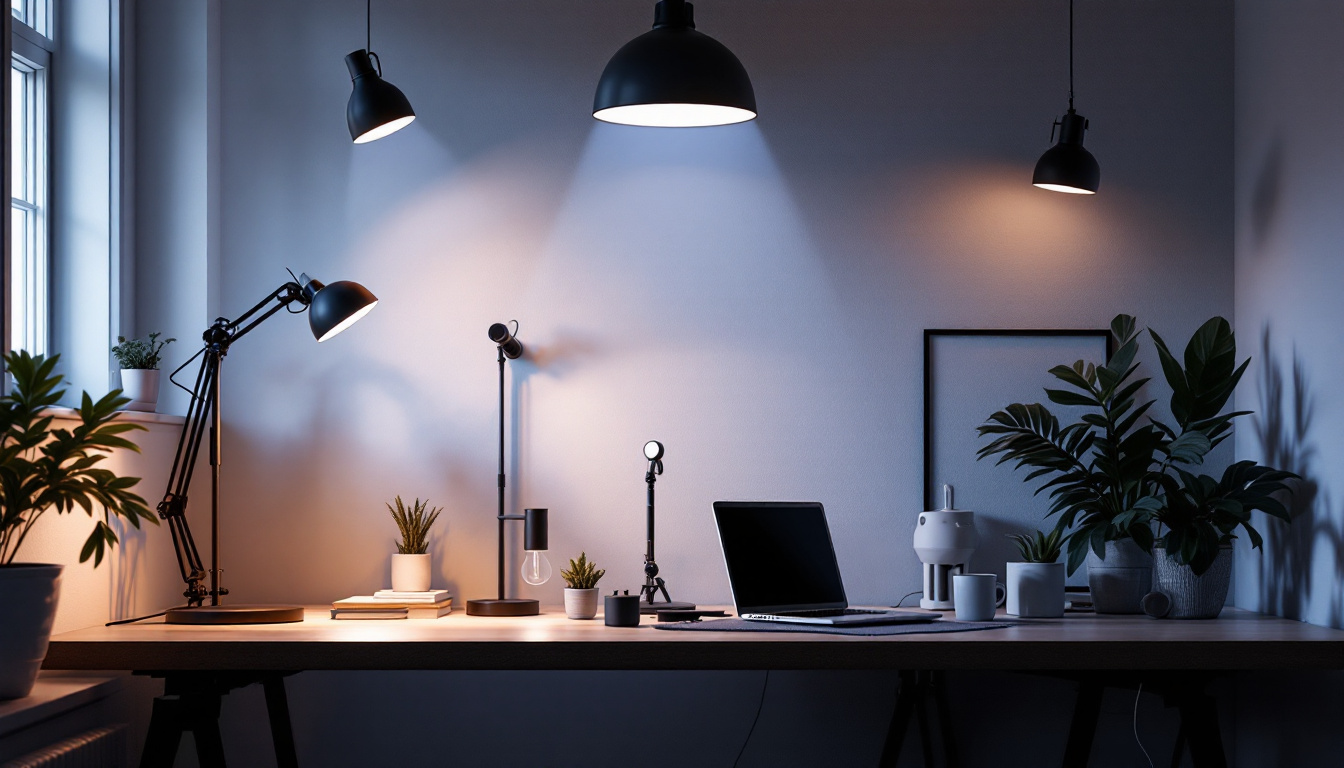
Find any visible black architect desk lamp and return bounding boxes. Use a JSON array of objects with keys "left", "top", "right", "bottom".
[
  {"left": 159, "top": 271, "right": 378, "bottom": 625},
  {"left": 639, "top": 441, "right": 694, "bottom": 614},
  {"left": 466, "top": 321, "right": 551, "bottom": 617}
]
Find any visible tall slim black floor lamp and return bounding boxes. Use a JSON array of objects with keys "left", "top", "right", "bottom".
[
  {"left": 158, "top": 272, "right": 378, "bottom": 625},
  {"left": 467, "top": 321, "right": 550, "bottom": 616}
]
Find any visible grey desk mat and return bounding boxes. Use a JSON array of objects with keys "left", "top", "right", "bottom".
[{"left": 652, "top": 618, "right": 1013, "bottom": 636}]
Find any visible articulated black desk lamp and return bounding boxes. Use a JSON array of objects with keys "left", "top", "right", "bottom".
[
  {"left": 466, "top": 321, "right": 551, "bottom": 617},
  {"left": 158, "top": 271, "right": 378, "bottom": 625},
  {"left": 639, "top": 441, "right": 694, "bottom": 614}
]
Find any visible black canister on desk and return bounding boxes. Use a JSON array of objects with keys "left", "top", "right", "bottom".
[{"left": 604, "top": 590, "right": 642, "bottom": 627}]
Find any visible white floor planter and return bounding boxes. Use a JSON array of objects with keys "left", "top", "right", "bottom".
[
  {"left": 564, "top": 588, "right": 599, "bottom": 620},
  {"left": 119, "top": 369, "right": 161, "bottom": 412},
  {"left": 391, "top": 553, "right": 431, "bottom": 592},
  {"left": 0, "top": 564, "right": 63, "bottom": 700},
  {"left": 1087, "top": 539, "right": 1152, "bottom": 614},
  {"left": 1006, "top": 562, "right": 1065, "bottom": 618}
]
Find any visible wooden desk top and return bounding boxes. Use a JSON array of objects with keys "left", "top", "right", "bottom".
[{"left": 43, "top": 606, "right": 1344, "bottom": 672}]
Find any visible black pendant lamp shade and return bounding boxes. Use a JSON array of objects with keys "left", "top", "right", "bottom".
[
  {"left": 1032, "top": 109, "right": 1099, "bottom": 194},
  {"left": 300, "top": 273, "right": 379, "bottom": 342},
  {"left": 1033, "top": 0, "right": 1099, "bottom": 194},
  {"left": 346, "top": 50, "right": 416, "bottom": 144},
  {"left": 593, "top": 0, "right": 756, "bottom": 127}
]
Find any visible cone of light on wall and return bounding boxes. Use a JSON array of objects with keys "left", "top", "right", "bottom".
[
  {"left": 1032, "top": 0, "right": 1099, "bottom": 194},
  {"left": 593, "top": 0, "right": 756, "bottom": 127}
]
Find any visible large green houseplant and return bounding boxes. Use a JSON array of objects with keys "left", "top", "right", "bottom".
[
  {"left": 977, "top": 315, "right": 1294, "bottom": 615},
  {"left": 1, "top": 350, "right": 156, "bottom": 698}
]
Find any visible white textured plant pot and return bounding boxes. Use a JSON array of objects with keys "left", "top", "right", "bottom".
[
  {"left": 564, "top": 588, "right": 599, "bottom": 620},
  {"left": 391, "top": 554, "right": 431, "bottom": 592},
  {"left": 120, "top": 369, "right": 161, "bottom": 412},
  {"left": 1086, "top": 539, "right": 1152, "bottom": 614},
  {"left": 1006, "top": 562, "right": 1065, "bottom": 618},
  {"left": 1153, "top": 546, "right": 1233, "bottom": 620},
  {"left": 0, "top": 564, "right": 63, "bottom": 699}
]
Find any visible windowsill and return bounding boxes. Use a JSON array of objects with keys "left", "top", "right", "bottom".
[
  {"left": 0, "top": 674, "right": 122, "bottom": 738},
  {"left": 44, "top": 406, "right": 186, "bottom": 426}
]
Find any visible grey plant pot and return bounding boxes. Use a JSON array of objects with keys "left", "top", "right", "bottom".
[
  {"left": 0, "top": 564, "right": 63, "bottom": 699},
  {"left": 1086, "top": 539, "right": 1152, "bottom": 614},
  {"left": 1153, "top": 546, "right": 1233, "bottom": 620}
]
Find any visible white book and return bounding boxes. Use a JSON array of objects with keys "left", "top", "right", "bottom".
[
  {"left": 373, "top": 590, "right": 450, "bottom": 603},
  {"left": 331, "top": 608, "right": 408, "bottom": 620}
]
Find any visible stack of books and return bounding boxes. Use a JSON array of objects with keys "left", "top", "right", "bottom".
[{"left": 331, "top": 589, "right": 453, "bottom": 620}]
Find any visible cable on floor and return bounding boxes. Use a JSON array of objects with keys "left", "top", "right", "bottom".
[
  {"left": 1133, "top": 682, "right": 1154, "bottom": 768},
  {"left": 733, "top": 670, "right": 770, "bottom": 768}
]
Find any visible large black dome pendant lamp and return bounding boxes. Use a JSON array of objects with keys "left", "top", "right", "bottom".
[
  {"left": 1032, "top": 0, "right": 1100, "bottom": 194},
  {"left": 345, "top": 0, "right": 415, "bottom": 144},
  {"left": 593, "top": 0, "right": 757, "bottom": 128}
]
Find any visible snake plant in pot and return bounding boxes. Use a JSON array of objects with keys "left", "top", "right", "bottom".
[
  {"left": 977, "top": 315, "right": 1295, "bottom": 616},
  {"left": 1, "top": 351, "right": 155, "bottom": 698}
]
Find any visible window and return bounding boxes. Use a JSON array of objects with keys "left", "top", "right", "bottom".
[{"left": 9, "top": 2, "right": 52, "bottom": 356}]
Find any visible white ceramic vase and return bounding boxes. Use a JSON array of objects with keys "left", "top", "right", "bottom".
[
  {"left": 0, "top": 564, "right": 63, "bottom": 699},
  {"left": 391, "top": 553, "right": 431, "bottom": 592},
  {"left": 564, "top": 588, "right": 599, "bottom": 620},
  {"left": 1006, "top": 561, "right": 1065, "bottom": 618},
  {"left": 120, "top": 369, "right": 161, "bottom": 412}
]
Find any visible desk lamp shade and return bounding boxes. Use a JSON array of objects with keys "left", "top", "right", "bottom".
[
  {"left": 346, "top": 50, "right": 416, "bottom": 143},
  {"left": 593, "top": 0, "right": 756, "bottom": 127},
  {"left": 301, "top": 273, "right": 379, "bottom": 341},
  {"left": 1032, "top": 110, "right": 1100, "bottom": 194}
]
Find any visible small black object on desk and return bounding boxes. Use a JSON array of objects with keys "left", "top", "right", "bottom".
[
  {"left": 638, "top": 441, "right": 695, "bottom": 614},
  {"left": 655, "top": 608, "right": 730, "bottom": 623},
  {"left": 605, "top": 591, "right": 642, "bottom": 627}
]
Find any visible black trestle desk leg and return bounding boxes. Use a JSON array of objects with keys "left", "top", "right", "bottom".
[
  {"left": 140, "top": 694, "right": 185, "bottom": 768},
  {"left": 1061, "top": 679, "right": 1103, "bottom": 768},
  {"left": 264, "top": 675, "right": 300, "bottom": 768},
  {"left": 1177, "top": 692, "right": 1227, "bottom": 768},
  {"left": 932, "top": 671, "right": 959, "bottom": 768},
  {"left": 880, "top": 671, "right": 919, "bottom": 767}
]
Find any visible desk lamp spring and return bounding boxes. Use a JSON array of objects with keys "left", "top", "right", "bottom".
[
  {"left": 158, "top": 271, "right": 378, "bottom": 625},
  {"left": 638, "top": 441, "right": 694, "bottom": 614}
]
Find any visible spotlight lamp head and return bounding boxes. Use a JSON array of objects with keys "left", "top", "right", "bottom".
[
  {"left": 1032, "top": 109, "right": 1100, "bottom": 194},
  {"left": 644, "top": 440, "right": 664, "bottom": 461},
  {"left": 592, "top": 0, "right": 757, "bottom": 127},
  {"left": 488, "top": 321, "right": 524, "bottom": 359},
  {"left": 345, "top": 50, "right": 416, "bottom": 144},
  {"left": 298, "top": 272, "right": 379, "bottom": 342}
]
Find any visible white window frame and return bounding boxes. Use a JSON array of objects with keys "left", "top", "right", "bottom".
[{"left": 8, "top": 6, "right": 53, "bottom": 359}]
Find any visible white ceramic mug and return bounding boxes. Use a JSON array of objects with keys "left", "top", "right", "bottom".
[{"left": 952, "top": 573, "right": 1006, "bottom": 622}]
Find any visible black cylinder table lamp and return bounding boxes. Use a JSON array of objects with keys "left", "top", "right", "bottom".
[
  {"left": 159, "top": 271, "right": 378, "bottom": 625},
  {"left": 467, "top": 322, "right": 552, "bottom": 617}
]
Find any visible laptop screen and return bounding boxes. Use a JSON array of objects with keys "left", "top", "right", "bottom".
[{"left": 713, "top": 501, "right": 848, "bottom": 612}]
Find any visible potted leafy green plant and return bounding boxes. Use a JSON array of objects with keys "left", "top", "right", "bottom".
[
  {"left": 1005, "top": 529, "right": 1065, "bottom": 618},
  {"left": 560, "top": 552, "right": 605, "bottom": 620},
  {"left": 111, "top": 332, "right": 175, "bottom": 413},
  {"left": 978, "top": 315, "right": 1295, "bottom": 616},
  {"left": 1, "top": 351, "right": 156, "bottom": 699},
  {"left": 387, "top": 496, "right": 441, "bottom": 592}
]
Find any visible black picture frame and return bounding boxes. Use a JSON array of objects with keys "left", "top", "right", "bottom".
[{"left": 922, "top": 328, "right": 1114, "bottom": 511}]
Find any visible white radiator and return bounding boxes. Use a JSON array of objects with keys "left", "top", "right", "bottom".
[{"left": 1, "top": 726, "right": 126, "bottom": 768}]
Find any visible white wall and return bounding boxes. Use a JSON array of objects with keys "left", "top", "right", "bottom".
[{"left": 133, "top": 1, "right": 1236, "bottom": 765}]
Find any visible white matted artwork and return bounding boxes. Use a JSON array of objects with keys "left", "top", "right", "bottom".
[{"left": 923, "top": 330, "right": 1111, "bottom": 584}]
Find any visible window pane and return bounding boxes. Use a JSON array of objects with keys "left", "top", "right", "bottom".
[
  {"left": 10, "top": 206, "right": 28, "bottom": 353},
  {"left": 11, "top": 67, "right": 26, "bottom": 201},
  {"left": 11, "top": 0, "right": 23, "bottom": 24}
]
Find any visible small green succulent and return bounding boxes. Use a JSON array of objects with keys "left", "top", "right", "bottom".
[
  {"left": 561, "top": 552, "right": 605, "bottom": 590},
  {"left": 1008, "top": 528, "right": 1064, "bottom": 564},
  {"left": 387, "top": 496, "right": 441, "bottom": 554}
]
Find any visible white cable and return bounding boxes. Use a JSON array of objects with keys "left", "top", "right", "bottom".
[{"left": 1133, "top": 682, "right": 1154, "bottom": 768}]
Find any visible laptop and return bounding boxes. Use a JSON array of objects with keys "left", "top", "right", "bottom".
[{"left": 713, "top": 501, "right": 939, "bottom": 627}]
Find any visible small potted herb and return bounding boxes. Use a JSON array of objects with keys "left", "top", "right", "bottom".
[
  {"left": 387, "top": 496, "right": 441, "bottom": 592},
  {"left": 111, "top": 332, "right": 175, "bottom": 413},
  {"left": 1005, "top": 529, "right": 1065, "bottom": 618},
  {"left": 560, "top": 552, "right": 605, "bottom": 620}
]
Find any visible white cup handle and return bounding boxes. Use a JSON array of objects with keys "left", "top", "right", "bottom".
[{"left": 995, "top": 581, "right": 1007, "bottom": 608}]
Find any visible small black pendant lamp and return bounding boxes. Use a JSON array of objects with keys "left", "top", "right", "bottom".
[
  {"left": 345, "top": 0, "right": 415, "bottom": 144},
  {"left": 593, "top": 0, "right": 756, "bottom": 127},
  {"left": 1032, "top": 0, "right": 1100, "bottom": 194}
]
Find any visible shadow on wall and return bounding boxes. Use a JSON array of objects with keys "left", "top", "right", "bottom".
[
  {"left": 1249, "top": 136, "right": 1283, "bottom": 251},
  {"left": 1252, "top": 327, "right": 1344, "bottom": 627}
]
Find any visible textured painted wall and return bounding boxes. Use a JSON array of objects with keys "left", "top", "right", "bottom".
[{"left": 134, "top": 1, "right": 1235, "bottom": 765}]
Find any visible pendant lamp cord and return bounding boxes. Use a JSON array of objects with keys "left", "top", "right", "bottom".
[
  {"left": 1067, "top": 0, "right": 1075, "bottom": 110},
  {"left": 366, "top": 0, "right": 371, "bottom": 54}
]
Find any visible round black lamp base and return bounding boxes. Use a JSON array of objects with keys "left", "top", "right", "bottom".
[
  {"left": 639, "top": 600, "right": 695, "bottom": 615},
  {"left": 165, "top": 604, "right": 305, "bottom": 625},
  {"left": 466, "top": 598, "right": 540, "bottom": 617}
]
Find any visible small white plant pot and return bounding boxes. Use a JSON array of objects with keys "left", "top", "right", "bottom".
[
  {"left": 119, "top": 369, "right": 161, "bottom": 412},
  {"left": 0, "top": 564, "right": 63, "bottom": 699},
  {"left": 391, "top": 553, "right": 432, "bottom": 592},
  {"left": 1006, "top": 561, "right": 1066, "bottom": 618},
  {"left": 564, "top": 588, "right": 599, "bottom": 620}
]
